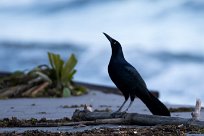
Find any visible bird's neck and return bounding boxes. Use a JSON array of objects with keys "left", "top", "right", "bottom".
[{"left": 111, "top": 45, "right": 125, "bottom": 60}]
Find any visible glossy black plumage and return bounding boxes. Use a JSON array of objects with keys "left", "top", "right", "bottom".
[{"left": 103, "top": 33, "right": 170, "bottom": 116}]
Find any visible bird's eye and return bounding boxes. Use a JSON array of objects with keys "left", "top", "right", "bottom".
[{"left": 114, "top": 42, "right": 117, "bottom": 44}]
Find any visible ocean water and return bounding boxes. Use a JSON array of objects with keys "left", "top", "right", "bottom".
[{"left": 0, "top": 0, "right": 204, "bottom": 105}]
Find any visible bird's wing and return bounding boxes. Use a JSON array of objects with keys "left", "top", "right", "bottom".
[{"left": 124, "top": 64, "right": 147, "bottom": 88}]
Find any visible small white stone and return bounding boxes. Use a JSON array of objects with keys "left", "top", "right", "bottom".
[{"left": 134, "top": 131, "right": 137, "bottom": 134}]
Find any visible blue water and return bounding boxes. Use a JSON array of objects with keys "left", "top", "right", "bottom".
[{"left": 0, "top": 0, "right": 204, "bottom": 105}]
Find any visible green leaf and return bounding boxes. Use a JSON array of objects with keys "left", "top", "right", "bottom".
[
  {"left": 57, "top": 56, "right": 64, "bottom": 81},
  {"left": 53, "top": 54, "right": 60, "bottom": 72},
  {"left": 48, "top": 52, "right": 54, "bottom": 69},
  {"left": 67, "top": 69, "right": 77, "bottom": 81},
  {"left": 62, "top": 87, "right": 71, "bottom": 97},
  {"left": 61, "top": 54, "right": 77, "bottom": 82},
  {"left": 48, "top": 53, "right": 64, "bottom": 81}
]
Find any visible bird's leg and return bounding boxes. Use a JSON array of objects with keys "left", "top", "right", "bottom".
[
  {"left": 111, "top": 99, "right": 128, "bottom": 118},
  {"left": 124, "top": 94, "right": 135, "bottom": 112},
  {"left": 115, "top": 99, "right": 127, "bottom": 113},
  {"left": 124, "top": 100, "right": 134, "bottom": 112}
]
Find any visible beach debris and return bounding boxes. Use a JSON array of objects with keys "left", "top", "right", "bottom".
[
  {"left": 191, "top": 99, "right": 202, "bottom": 120},
  {"left": 0, "top": 52, "right": 87, "bottom": 98},
  {"left": 84, "top": 104, "right": 93, "bottom": 112}
]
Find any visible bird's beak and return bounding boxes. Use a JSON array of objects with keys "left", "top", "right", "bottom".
[{"left": 103, "top": 32, "right": 113, "bottom": 43}]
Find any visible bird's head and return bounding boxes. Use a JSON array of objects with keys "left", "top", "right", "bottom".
[
  {"left": 103, "top": 32, "right": 124, "bottom": 58},
  {"left": 103, "top": 32, "right": 121, "bottom": 48}
]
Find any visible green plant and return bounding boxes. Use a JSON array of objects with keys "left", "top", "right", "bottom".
[
  {"left": 48, "top": 52, "right": 77, "bottom": 84},
  {"left": 48, "top": 52, "right": 78, "bottom": 97}
]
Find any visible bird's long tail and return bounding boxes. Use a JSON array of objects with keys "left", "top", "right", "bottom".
[{"left": 141, "top": 91, "right": 171, "bottom": 116}]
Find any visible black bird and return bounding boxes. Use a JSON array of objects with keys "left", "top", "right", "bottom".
[{"left": 103, "top": 33, "right": 170, "bottom": 116}]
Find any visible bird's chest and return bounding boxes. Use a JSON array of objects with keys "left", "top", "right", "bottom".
[{"left": 108, "top": 61, "right": 130, "bottom": 87}]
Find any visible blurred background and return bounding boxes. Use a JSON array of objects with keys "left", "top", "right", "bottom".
[{"left": 0, "top": 0, "right": 204, "bottom": 105}]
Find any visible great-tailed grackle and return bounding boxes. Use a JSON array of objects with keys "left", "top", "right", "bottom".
[{"left": 103, "top": 33, "right": 170, "bottom": 116}]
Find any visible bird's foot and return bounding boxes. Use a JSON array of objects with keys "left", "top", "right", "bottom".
[{"left": 111, "top": 111, "right": 126, "bottom": 118}]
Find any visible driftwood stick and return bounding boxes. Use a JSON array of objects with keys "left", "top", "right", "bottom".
[
  {"left": 31, "top": 82, "right": 49, "bottom": 96},
  {"left": 0, "top": 84, "right": 33, "bottom": 97},
  {"left": 22, "top": 86, "right": 37, "bottom": 97},
  {"left": 72, "top": 110, "right": 204, "bottom": 128}
]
